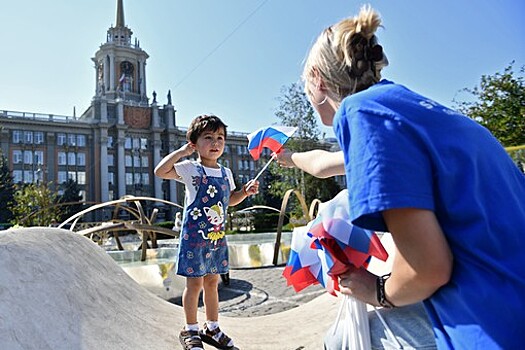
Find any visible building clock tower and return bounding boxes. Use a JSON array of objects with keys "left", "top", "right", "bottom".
[{"left": 92, "top": 0, "right": 149, "bottom": 104}]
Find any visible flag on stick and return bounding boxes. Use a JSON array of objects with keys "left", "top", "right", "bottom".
[{"left": 247, "top": 125, "right": 297, "bottom": 160}]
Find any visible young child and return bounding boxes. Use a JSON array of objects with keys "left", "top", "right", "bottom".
[{"left": 154, "top": 114, "right": 258, "bottom": 350}]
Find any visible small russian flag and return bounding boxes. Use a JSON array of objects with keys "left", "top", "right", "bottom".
[{"left": 247, "top": 125, "right": 297, "bottom": 160}]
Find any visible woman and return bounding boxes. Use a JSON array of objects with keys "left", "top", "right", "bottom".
[{"left": 287, "top": 5, "right": 525, "bottom": 349}]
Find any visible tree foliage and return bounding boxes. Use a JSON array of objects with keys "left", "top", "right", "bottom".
[
  {"left": 275, "top": 82, "right": 320, "bottom": 141},
  {"left": 57, "top": 179, "right": 83, "bottom": 221},
  {"left": 11, "top": 182, "right": 61, "bottom": 227},
  {"left": 0, "top": 151, "right": 15, "bottom": 223},
  {"left": 454, "top": 62, "right": 525, "bottom": 147},
  {"left": 269, "top": 83, "right": 341, "bottom": 214}
]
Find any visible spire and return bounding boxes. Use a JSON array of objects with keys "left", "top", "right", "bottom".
[{"left": 116, "top": 0, "right": 125, "bottom": 27}]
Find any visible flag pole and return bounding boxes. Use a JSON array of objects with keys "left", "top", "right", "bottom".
[{"left": 252, "top": 153, "right": 276, "bottom": 182}]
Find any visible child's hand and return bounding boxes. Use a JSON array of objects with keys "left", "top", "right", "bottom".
[
  {"left": 180, "top": 143, "right": 195, "bottom": 157},
  {"left": 243, "top": 180, "right": 259, "bottom": 196}
]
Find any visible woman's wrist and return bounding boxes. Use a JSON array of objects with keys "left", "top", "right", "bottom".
[
  {"left": 242, "top": 185, "right": 249, "bottom": 197},
  {"left": 376, "top": 273, "right": 396, "bottom": 308}
]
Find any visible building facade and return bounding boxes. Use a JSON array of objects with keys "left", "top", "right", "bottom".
[{"left": 0, "top": 0, "right": 271, "bottom": 221}]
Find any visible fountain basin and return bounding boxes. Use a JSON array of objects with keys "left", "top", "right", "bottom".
[{"left": 105, "top": 231, "right": 293, "bottom": 299}]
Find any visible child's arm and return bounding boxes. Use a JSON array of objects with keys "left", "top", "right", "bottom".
[
  {"left": 229, "top": 179, "right": 259, "bottom": 206},
  {"left": 154, "top": 143, "right": 194, "bottom": 180}
]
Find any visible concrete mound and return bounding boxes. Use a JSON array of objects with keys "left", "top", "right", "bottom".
[{"left": 0, "top": 228, "right": 340, "bottom": 349}]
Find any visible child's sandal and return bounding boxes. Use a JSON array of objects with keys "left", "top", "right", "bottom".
[
  {"left": 179, "top": 329, "right": 204, "bottom": 350},
  {"left": 199, "top": 323, "right": 234, "bottom": 349}
]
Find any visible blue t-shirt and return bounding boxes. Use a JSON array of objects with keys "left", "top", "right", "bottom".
[{"left": 334, "top": 80, "right": 525, "bottom": 349}]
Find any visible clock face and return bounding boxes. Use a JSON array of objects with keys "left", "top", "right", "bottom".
[{"left": 121, "top": 61, "right": 133, "bottom": 74}]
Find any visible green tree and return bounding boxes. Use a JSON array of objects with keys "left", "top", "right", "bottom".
[
  {"left": 0, "top": 151, "right": 15, "bottom": 223},
  {"left": 12, "top": 182, "right": 61, "bottom": 227},
  {"left": 57, "top": 179, "right": 83, "bottom": 221},
  {"left": 270, "top": 83, "right": 341, "bottom": 213},
  {"left": 454, "top": 62, "right": 525, "bottom": 147},
  {"left": 275, "top": 82, "right": 320, "bottom": 141}
]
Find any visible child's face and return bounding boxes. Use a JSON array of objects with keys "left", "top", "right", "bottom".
[{"left": 193, "top": 128, "right": 226, "bottom": 164}]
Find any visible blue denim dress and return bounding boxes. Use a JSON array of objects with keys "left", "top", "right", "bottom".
[{"left": 176, "top": 163, "right": 231, "bottom": 277}]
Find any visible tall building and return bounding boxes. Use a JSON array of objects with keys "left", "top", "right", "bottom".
[{"left": 0, "top": 0, "right": 268, "bottom": 221}]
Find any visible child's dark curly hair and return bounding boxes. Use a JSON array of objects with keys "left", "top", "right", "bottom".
[{"left": 186, "top": 114, "right": 228, "bottom": 144}]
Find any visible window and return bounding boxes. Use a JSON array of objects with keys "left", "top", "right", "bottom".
[
  {"left": 108, "top": 172, "right": 114, "bottom": 185},
  {"left": 58, "top": 152, "right": 66, "bottom": 165},
  {"left": 34, "top": 151, "right": 44, "bottom": 165},
  {"left": 142, "top": 173, "right": 149, "bottom": 185},
  {"left": 125, "top": 137, "right": 132, "bottom": 149},
  {"left": 24, "top": 131, "right": 33, "bottom": 144},
  {"left": 125, "top": 173, "right": 133, "bottom": 185},
  {"left": 77, "top": 153, "right": 86, "bottom": 166},
  {"left": 13, "top": 170, "right": 22, "bottom": 183},
  {"left": 13, "top": 150, "right": 22, "bottom": 164},
  {"left": 133, "top": 155, "right": 140, "bottom": 167},
  {"left": 34, "top": 132, "right": 44, "bottom": 144},
  {"left": 24, "top": 171, "right": 33, "bottom": 183},
  {"left": 67, "top": 134, "right": 76, "bottom": 146},
  {"left": 141, "top": 156, "right": 149, "bottom": 167},
  {"left": 13, "top": 130, "right": 22, "bottom": 144},
  {"left": 57, "top": 133, "right": 66, "bottom": 146},
  {"left": 125, "top": 155, "right": 132, "bottom": 167},
  {"left": 140, "top": 138, "right": 148, "bottom": 150},
  {"left": 238, "top": 160, "right": 243, "bottom": 170},
  {"left": 24, "top": 150, "right": 33, "bottom": 164},
  {"left": 133, "top": 138, "right": 140, "bottom": 150},
  {"left": 77, "top": 172, "right": 86, "bottom": 185},
  {"left": 35, "top": 170, "right": 43, "bottom": 183},
  {"left": 68, "top": 152, "right": 76, "bottom": 166},
  {"left": 107, "top": 154, "right": 114, "bottom": 166},
  {"left": 58, "top": 171, "right": 67, "bottom": 183},
  {"left": 77, "top": 135, "right": 86, "bottom": 147},
  {"left": 107, "top": 136, "right": 114, "bottom": 148},
  {"left": 134, "top": 173, "right": 141, "bottom": 184},
  {"left": 67, "top": 171, "right": 77, "bottom": 181}
]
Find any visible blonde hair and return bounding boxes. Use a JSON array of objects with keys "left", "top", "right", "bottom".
[{"left": 303, "top": 5, "right": 388, "bottom": 102}]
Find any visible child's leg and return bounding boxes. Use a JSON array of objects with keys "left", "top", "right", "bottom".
[
  {"left": 200, "top": 274, "right": 235, "bottom": 348},
  {"left": 202, "top": 274, "right": 220, "bottom": 321},
  {"left": 183, "top": 276, "right": 204, "bottom": 325}
]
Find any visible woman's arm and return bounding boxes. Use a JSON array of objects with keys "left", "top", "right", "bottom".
[
  {"left": 338, "top": 208, "right": 453, "bottom": 307},
  {"left": 381, "top": 208, "right": 453, "bottom": 306},
  {"left": 154, "top": 143, "right": 194, "bottom": 180},
  {"left": 276, "top": 149, "right": 345, "bottom": 178}
]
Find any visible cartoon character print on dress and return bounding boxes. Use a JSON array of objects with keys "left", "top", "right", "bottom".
[
  {"left": 199, "top": 201, "right": 226, "bottom": 250},
  {"left": 176, "top": 162, "right": 231, "bottom": 277}
]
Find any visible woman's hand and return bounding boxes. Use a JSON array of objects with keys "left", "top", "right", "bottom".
[
  {"left": 337, "top": 266, "right": 379, "bottom": 306},
  {"left": 275, "top": 149, "right": 296, "bottom": 168}
]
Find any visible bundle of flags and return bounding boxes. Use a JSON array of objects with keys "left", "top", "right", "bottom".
[
  {"left": 283, "top": 190, "right": 389, "bottom": 296},
  {"left": 247, "top": 125, "right": 297, "bottom": 160}
]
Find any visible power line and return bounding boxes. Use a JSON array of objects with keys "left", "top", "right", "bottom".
[{"left": 174, "top": 0, "right": 270, "bottom": 89}]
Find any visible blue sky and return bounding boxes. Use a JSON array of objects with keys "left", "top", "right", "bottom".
[{"left": 1, "top": 0, "right": 523, "bottom": 137}]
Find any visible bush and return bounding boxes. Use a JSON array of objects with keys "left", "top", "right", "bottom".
[
  {"left": 252, "top": 212, "right": 289, "bottom": 232},
  {"left": 0, "top": 223, "right": 13, "bottom": 231}
]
